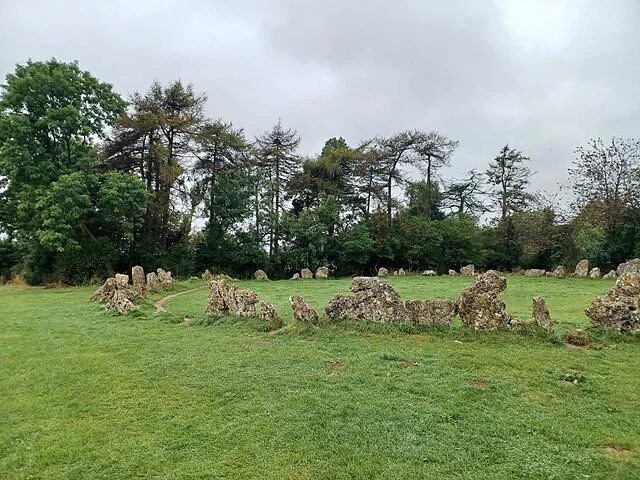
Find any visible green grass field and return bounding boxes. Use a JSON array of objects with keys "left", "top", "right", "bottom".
[{"left": 1, "top": 276, "right": 639, "bottom": 479}]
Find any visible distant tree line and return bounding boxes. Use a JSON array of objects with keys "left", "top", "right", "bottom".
[{"left": 1, "top": 59, "right": 639, "bottom": 284}]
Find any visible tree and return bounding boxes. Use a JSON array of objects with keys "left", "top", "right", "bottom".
[
  {"left": 254, "top": 120, "right": 301, "bottom": 258},
  {"left": 486, "top": 145, "right": 533, "bottom": 219},
  {"left": 442, "top": 170, "right": 488, "bottom": 219}
]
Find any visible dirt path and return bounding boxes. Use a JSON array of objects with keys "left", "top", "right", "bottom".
[{"left": 154, "top": 286, "right": 207, "bottom": 312}]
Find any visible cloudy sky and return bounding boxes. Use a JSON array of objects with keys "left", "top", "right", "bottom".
[{"left": 1, "top": 0, "right": 639, "bottom": 197}]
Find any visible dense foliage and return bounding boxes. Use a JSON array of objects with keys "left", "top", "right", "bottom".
[{"left": 1, "top": 59, "right": 639, "bottom": 283}]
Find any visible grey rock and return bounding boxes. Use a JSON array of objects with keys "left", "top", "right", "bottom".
[
  {"left": 206, "top": 278, "right": 258, "bottom": 318},
  {"left": 405, "top": 299, "right": 457, "bottom": 325},
  {"left": 301, "top": 268, "right": 313, "bottom": 279},
  {"left": 457, "top": 272, "right": 514, "bottom": 330},
  {"left": 146, "top": 272, "right": 159, "bottom": 291},
  {"left": 315, "top": 266, "right": 329, "bottom": 279},
  {"left": 524, "top": 269, "right": 546, "bottom": 277},
  {"left": 589, "top": 267, "right": 601, "bottom": 279},
  {"left": 397, "top": 268, "right": 406, "bottom": 276},
  {"left": 202, "top": 269, "right": 213, "bottom": 281},
  {"left": 574, "top": 259, "right": 589, "bottom": 277},
  {"left": 616, "top": 258, "right": 640, "bottom": 276},
  {"left": 260, "top": 301, "right": 277, "bottom": 322},
  {"left": 131, "top": 266, "right": 146, "bottom": 297},
  {"left": 552, "top": 266, "right": 566, "bottom": 278},
  {"left": 460, "top": 264, "right": 475, "bottom": 276},
  {"left": 254, "top": 269, "right": 268, "bottom": 281},
  {"left": 585, "top": 273, "right": 640, "bottom": 333},
  {"left": 532, "top": 296, "right": 554, "bottom": 332},
  {"left": 377, "top": 267, "right": 389, "bottom": 277},
  {"left": 448, "top": 269, "right": 458, "bottom": 276},
  {"left": 603, "top": 269, "right": 617, "bottom": 279},
  {"left": 290, "top": 295, "right": 319, "bottom": 323},
  {"left": 91, "top": 277, "right": 137, "bottom": 315}
]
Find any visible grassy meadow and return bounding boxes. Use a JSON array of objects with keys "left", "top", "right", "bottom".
[{"left": 1, "top": 275, "right": 639, "bottom": 479}]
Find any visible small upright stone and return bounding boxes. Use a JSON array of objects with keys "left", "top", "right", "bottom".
[
  {"left": 457, "top": 272, "right": 514, "bottom": 330},
  {"left": 589, "top": 267, "right": 601, "bottom": 279},
  {"left": 157, "top": 268, "right": 175, "bottom": 289},
  {"left": 115, "top": 274, "right": 129, "bottom": 289},
  {"left": 315, "top": 266, "right": 329, "bottom": 279},
  {"left": 377, "top": 267, "right": 389, "bottom": 277},
  {"left": 291, "top": 273, "right": 300, "bottom": 280},
  {"left": 91, "top": 276, "right": 137, "bottom": 315},
  {"left": 603, "top": 269, "right": 617, "bottom": 279},
  {"left": 146, "top": 272, "right": 159, "bottom": 291},
  {"left": 202, "top": 269, "right": 213, "bottom": 281},
  {"left": 552, "top": 266, "right": 566, "bottom": 278},
  {"left": 131, "top": 266, "right": 146, "bottom": 297},
  {"left": 524, "top": 269, "right": 546, "bottom": 277},
  {"left": 532, "top": 296, "right": 555, "bottom": 332},
  {"left": 422, "top": 270, "right": 437, "bottom": 276},
  {"left": 585, "top": 273, "right": 640, "bottom": 332},
  {"left": 397, "top": 268, "right": 406, "bottom": 276},
  {"left": 301, "top": 268, "right": 313, "bottom": 279},
  {"left": 448, "top": 269, "right": 458, "bottom": 276},
  {"left": 260, "top": 301, "right": 277, "bottom": 322},
  {"left": 290, "top": 295, "right": 319, "bottom": 323},
  {"left": 460, "top": 264, "right": 475, "bottom": 276},
  {"left": 255, "top": 269, "right": 268, "bottom": 281},
  {"left": 574, "top": 259, "right": 589, "bottom": 277}
]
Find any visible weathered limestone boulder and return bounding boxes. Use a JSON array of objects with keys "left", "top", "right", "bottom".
[
  {"left": 202, "top": 269, "right": 213, "bottom": 281},
  {"left": 532, "top": 296, "right": 555, "bottom": 332},
  {"left": 457, "top": 272, "right": 514, "bottom": 330},
  {"left": 91, "top": 277, "right": 137, "bottom": 315},
  {"left": 603, "top": 269, "right": 617, "bottom": 280},
  {"left": 206, "top": 278, "right": 258, "bottom": 318},
  {"left": 254, "top": 269, "right": 268, "bottom": 281},
  {"left": 157, "top": 268, "right": 175, "bottom": 289},
  {"left": 422, "top": 270, "right": 437, "bottom": 276},
  {"left": 260, "top": 301, "right": 277, "bottom": 322},
  {"left": 460, "top": 264, "right": 475, "bottom": 276},
  {"left": 589, "top": 267, "right": 601, "bottom": 279},
  {"left": 524, "top": 269, "right": 546, "bottom": 277},
  {"left": 115, "top": 273, "right": 129, "bottom": 289},
  {"left": 545, "top": 271, "right": 553, "bottom": 277},
  {"left": 448, "top": 269, "right": 458, "bottom": 276},
  {"left": 290, "top": 295, "right": 319, "bottom": 323},
  {"left": 325, "top": 277, "right": 409, "bottom": 323},
  {"left": 585, "top": 273, "right": 640, "bottom": 333},
  {"left": 315, "top": 267, "right": 329, "bottom": 279},
  {"left": 377, "top": 267, "right": 389, "bottom": 277},
  {"left": 146, "top": 272, "right": 159, "bottom": 291},
  {"left": 397, "top": 268, "right": 406, "bottom": 276},
  {"left": 405, "top": 299, "right": 457, "bottom": 326},
  {"left": 131, "top": 266, "right": 146, "bottom": 297},
  {"left": 301, "top": 268, "right": 313, "bottom": 279},
  {"left": 574, "top": 259, "right": 589, "bottom": 277},
  {"left": 291, "top": 273, "right": 300, "bottom": 280},
  {"left": 551, "top": 266, "right": 566, "bottom": 278},
  {"left": 393, "top": 271, "right": 398, "bottom": 276},
  {"left": 617, "top": 258, "right": 640, "bottom": 276}
]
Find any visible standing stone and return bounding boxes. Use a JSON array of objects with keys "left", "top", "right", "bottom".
[
  {"left": 616, "top": 258, "right": 640, "bottom": 276},
  {"left": 448, "top": 269, "right": 458, "bottom": 276},
  {"left": 131, "top": 266, "right": 146, "bottom": 297},
  {"left": 393, "top": 271, "right": 398, "bottom": 276},
  {"left": 585, "top": 273, "right": 640, "bottom": 333},
  {"left": 551, "top": 266, "right": 566, "bottom": 278},
  {"left": 397, "top": 268, "right": 406, "bottom": 276},
  {"left": 301, "top": 268, "right": 313, "bottom": 279},
  {"left": 202, "top": 269, "right": 213, "bottom": 281},
  {"left": 575, "top": 259, "right": 589, "bottom": 277},
  {"left": 290, "top": 295, "right": 319, "bottom": 323},
  {"left": 260, "top": 301, "right": 277, "bottom": 322},
  {"left": 532, "top": 296, "right": 555, "bottom": 332},
  {"left": 457, "top": 272, "right": 515, "bottom": 330},
  {"left": 291, "top": 273, "right": 300, "bottom": 280},
  {"left": 325, "top": 277, "right": 409, "bottom": 323},
  {"left": 422, "top": 270, "right": 437, "bottom": 276},
  {"left": 524, "top": 269, "right": 546, "bottom": 277},
  {"left": 460, "top": 264, "right": 475, "bottom": 276},
  {"left": 405, "top": 299, "right": 457, "bottom": 326},
  {"left": 115, "top": 274, "right": 129, "bottom": 289},
  {"left": 235, "top": 289, "right": 259, "bottom": 317},
  {"left": 91, "top": 277, "right": 137, "bottom": 315},
  {"left": 146, "top": 272, "right": 159, "bottom": 291},
  {"left": 377, "top": 267, "right": 389, "bottom": 277},
  {"left": 603, "top": 269, "right": 617, "bottom": 279},
  {"left": 315, "top": 266, "right": 329, "bottom": 279},
  {"left": 206, "top": 278, "right": 259, "bottom": 318},
  {"left": 589, "top": 267, "right": 601, "bottom": 279},
  {"left": 254, "top": 269, "right": 268, "bottom": 281},
  {"left": 157, "top": 268, "right": 175, "bottom": 289}
]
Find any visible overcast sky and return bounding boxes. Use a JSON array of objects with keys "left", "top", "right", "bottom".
[{"left": 1, "top": 0, "right": 639, "bottom": 198}]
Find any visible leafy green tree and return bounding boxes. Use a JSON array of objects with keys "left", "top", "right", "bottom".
[{"left": 486, "top": 145, "right": 533, "bottom": 219}]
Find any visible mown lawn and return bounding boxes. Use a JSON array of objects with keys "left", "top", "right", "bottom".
[{"left": 1, "top": 276, "right": 639, "bottom": 479}]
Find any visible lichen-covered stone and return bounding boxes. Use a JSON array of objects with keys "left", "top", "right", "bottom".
[
  {"left": 616, "top": 258, "right": 640, "bottom": 276},
  {"left": 532, "top": 296, "right": 554, "bottom": 332},
  {"left": 146, "top": 272, "right": 159, "bottom": 291},
  {"left": 603, "top": 269, "right": 617, "bottom": 280},
  {"left": 290, "top": 295, "right": 318, "bottom": 323},
  {"left": 315, "top": 267, "right": 329, "bottom": 279},
  {"left": 457, "top": 272, "right": 514, "bottom": 330},
  {"left": 448, "top": 269, "right": 458, "bottom": 276},
  {"left": 131, "top": 266, "right": 146, "bottom": 297},
  {"left": 552, "top": 266, "right": 566, "bottom": 278},
  {"left": 524, "top": 269, "right": 546, "bottom": 277},
  {"left": 291, "top": 273, "right": 300, "bottom": 280},
  {"left": 460, "top": 264, "right": 475, "bottom": 276},
  {"left": 574, "top": 259, "right": 589, "bottom": 277},
  {"left": 377, "top": 267, "right": 389, "bottom": 277},
  {"left": 202, "top": 269, "right": 213, "bottom": 281},
  {"left": 260, "top": 301, "right": 277, "bottom": 322},
  {"left": 206, "top": 278, "right": 258, "bottom": 318},
  {"left": 405, "top": 299, "right": 457, "bottom": 325},
  {"left": 397, "top": 268, "right": 406, "bottom": 276},
  {"left": 91, "top": 277, "right": 137, "bottom": 315},
  {"left": 585, "top": 273, "right": 640, "bottom": 333},
  {"left": 157, "top": 268, "right": 175, "bottom": 289},
  {"left": 115, "top": 273, "right": 129, "bottom": 289},
  {"left": 301, "top": 268, "right": 313, "bottom": 279},
  {"left": 325, "top": 277, "right": 409, "bottom": 323},
  {"left": 589, "top": 267, "right": 601, "bottom": 279},
  {"left": 421, "top": 269, "right": 437, "bottom": 276},
  {"left": 254, "top": 269, "right": 268, "bottom": 281}
]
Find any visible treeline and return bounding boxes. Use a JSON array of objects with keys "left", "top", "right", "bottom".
[{"left": 1, "top": 59, "right": 639, "bottom": 284}]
